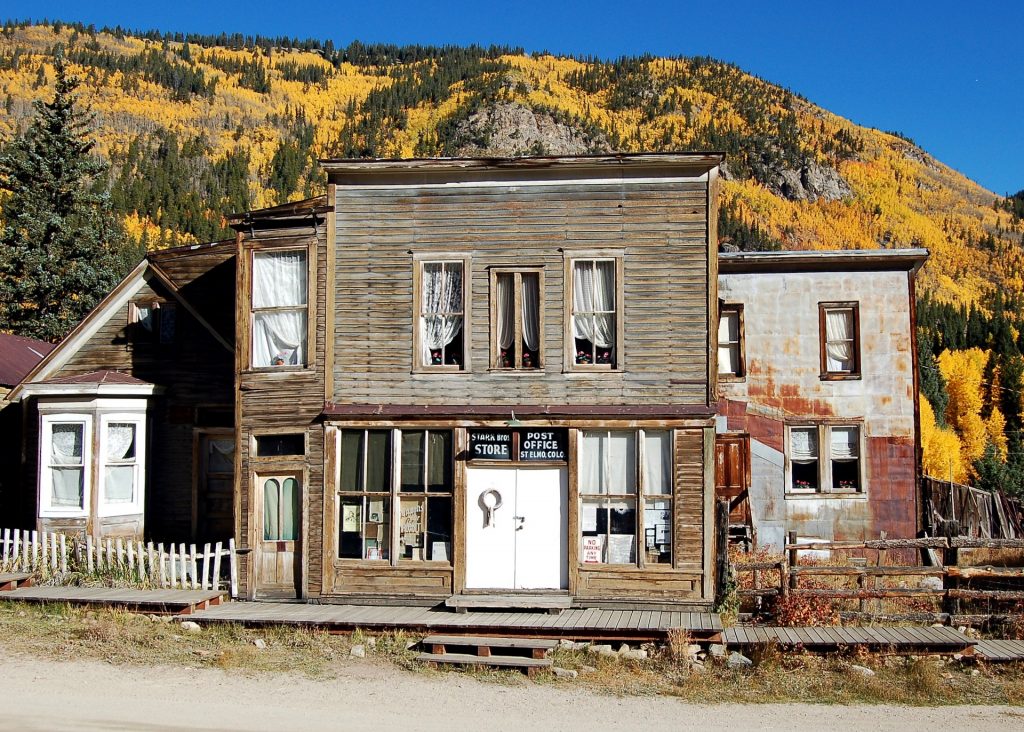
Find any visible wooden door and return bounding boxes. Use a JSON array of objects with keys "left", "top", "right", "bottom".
[
  {"left": 196, "top": 434, "right": 234, "bottom": 543},
  {"left": 256, "top": 473, "right": 301, "bottom": 598},
  {"left": 715, "top": 434, "right": 750, "bottom": 524}
]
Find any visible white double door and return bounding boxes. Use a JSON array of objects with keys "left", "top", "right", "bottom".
[{"left": 465, "top": 466, "right": 568, "bottom": 590}]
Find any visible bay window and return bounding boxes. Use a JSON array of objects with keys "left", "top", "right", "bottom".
[
  {"left": 579, "top": 429, "right": 673, "bottom": 566},
  {"left": 100, "top": 418, "right": 144, "bottom": 511},
  {"left": 252, "top": 249, "right": 309, "bottom": 368},
  {"left": 41, "top": 417, "right": 91, "bottom": 514}
]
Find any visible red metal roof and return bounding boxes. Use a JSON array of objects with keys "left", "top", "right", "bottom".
[
  {"left": 37, "top": 370, "right": 152, "bottom": 386},
  {"left": 0, "top": 333, "right": 55, "bottom": 387}
]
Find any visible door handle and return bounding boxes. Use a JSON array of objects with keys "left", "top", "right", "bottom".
[{"left": 513, "top": 515, "right": 525, "bottom": 531}]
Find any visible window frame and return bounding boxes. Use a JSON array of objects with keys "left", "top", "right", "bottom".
[
  {"left": 336, "top": 427, "right": 454, "bottom": 566},
  {"left": 258, "top": 472, "right": 302, "bottom": 542},
  {"left": 249, "top": 244, "right": 314, "bottom": 371},
  {"left": 97, "top": 413, "right": 147, "bottom": 518},
  {"left": 128, "top": 300, "right": 176, "bottom": 346},
  {"left": 818, "top": 301, "right": 861, "bottom": 380},
  {"left": 39, "top": 414, "right": 93, "bottom": 518},
  {"left": 718, "top": 303, "right": 745, "bottom": 380},
  {"left": 564, "top": 253, "right": 624, "bottom": 373},
  {"left": 412, "top": 254, "right": 471, "bottom": 374},
  {"left": 785, "top": 422, "right": 866, "bottom": 497},
  {"left": 577, "top": 428, "right": 674, "bottom": 569},
  {"left": 489, "top": 267, "right": 545, "bottom": 371}
]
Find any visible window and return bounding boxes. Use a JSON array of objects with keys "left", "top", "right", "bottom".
[
  {"left": 417, "top": 260, "right": 466, "bottom": 369},
  {"left": 569, "top": 258, "right": 620, "bottom": 368},
  {"left": 787, "top": 424, "right": 863, "bottom": 494},
  {"left": 338, "top": 429, "right": 453, "bottom": 563},
  {"left": 41, "top": 417, "right": 91, "bottom": 515},
  {"left": 262, "top": 476, "right": 299, "bottom": 540},
  {"left": 819, "top": 302, "right": 859, "bottom": 377},
  {"left": 129, "top": 301, "right": 176, "bottom": 345},
  {"left": 579, "top": 429, "right": 672, "bottom": 566},
  {"left": 255, "top": 434, "right": 305, "bottom": 457},
  {"left": 98, "top": 415, "right": 147, "bottom": 516},
  {"left": 491, "top": 269, "right": 542, "bottom": 369},
  {"left": 718, "top": 304, "right": 744, "bottom": 378},
  {"left": 252, "top": 249, "right": 308, "bottom": 368}
]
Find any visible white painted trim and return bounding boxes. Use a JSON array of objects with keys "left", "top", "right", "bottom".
[
  {"left": 38, "top": 414, "right": 92, "bottom": 518},
  {"left": 21, "top": 383, "right": 159, "bottom": 398},
  {"left": 333, "top": 174, "right": 709, "bottom": 192}
]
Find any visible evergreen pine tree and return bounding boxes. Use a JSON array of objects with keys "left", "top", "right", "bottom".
[{"left": 0, "top": 53, "right": 140, "bottom": 342}]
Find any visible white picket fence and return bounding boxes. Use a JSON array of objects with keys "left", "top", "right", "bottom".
[{"left": 0, "top": 528, "right": 237, "bottom": 598}]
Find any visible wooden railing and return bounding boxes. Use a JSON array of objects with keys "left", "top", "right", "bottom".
[
  {"left": 731, "top": 532, "right": 1024, "bottom": 623},
  {"left": 1, "top": 528, "right": 238, "bottom": 598}
]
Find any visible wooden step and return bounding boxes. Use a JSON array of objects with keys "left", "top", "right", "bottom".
[
  {"left": 445, "top": 593, "right": 572, "bottom": 614},
  {"left": 0, "top": 572, "right": 33, "bottom": 591},
  {"left": 416, "top": 651, "right": 553, "bottom": 676},
  {"left": 421, "top": 634, "right": 557, "bottom": 659}
]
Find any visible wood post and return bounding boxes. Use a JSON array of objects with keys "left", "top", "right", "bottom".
[
  {"left": 942, "top": 520, "right": 961, "bottom": 616},
  {"left": 714, "top": 498, "right": 729, "bottom": 605},
  {"left": 787, "top": 530, "right": 799, "bottom": 594}
]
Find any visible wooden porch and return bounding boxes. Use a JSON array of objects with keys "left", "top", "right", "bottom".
[
  {"left": 187, "top": 601, "right": 724, "bottom": 641},
  {"left": 0, "top": 586, "right": 227, "bottom": 615}
]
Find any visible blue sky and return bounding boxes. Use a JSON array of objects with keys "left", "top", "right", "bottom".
[{"left": 16, "top": 0, "right": 1024, "bottom": 195}]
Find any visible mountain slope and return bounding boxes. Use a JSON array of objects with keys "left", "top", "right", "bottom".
[{"left": 0, "top": 20, "right": 1021, "bottom": 312}]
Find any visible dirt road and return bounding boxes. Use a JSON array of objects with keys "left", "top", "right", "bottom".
[{"left": 0, "top": 654, "right": 1020, "bottom": 731}]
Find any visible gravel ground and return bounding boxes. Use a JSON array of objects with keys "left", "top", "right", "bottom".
[{"left": 1, "top": 654, "right": 1021, "bottom": 732}]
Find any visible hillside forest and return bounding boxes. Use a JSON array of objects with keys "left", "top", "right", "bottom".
[{"left": 1, "top": 20, "right": 1024, "bottom": 495}]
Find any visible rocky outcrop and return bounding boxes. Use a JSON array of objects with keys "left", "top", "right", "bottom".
[
  {"left": 769, "top": 161, "right": 853, "bottom": 203},
  {"left": 449, "top": 102, "right": 612, "bottom": 157}
]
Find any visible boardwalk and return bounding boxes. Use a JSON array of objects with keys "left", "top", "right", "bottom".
[
  {"left": 722, "top": 625, "right": 975, "bottom": 654},
  {"left": 974, "top": 639, "right": 1024, "bottom": 662},
  {"left": 0, "top": 586, "right": 225, "bottom": 614},
  {"left": 189, "top": 601, "right": 723, "bottom": 641}
]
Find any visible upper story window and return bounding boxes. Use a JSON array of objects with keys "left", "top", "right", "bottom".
[
  {"left": 788, "top": 424, "right": 863, "bottom": 495},
  {"left": 416, "top": 259, "right": 467, "bottom": 370},
  {"left": 819, "top": 302, "right": 859, "bottom": 378},
  {"left": 129, "top": 301, "right": 176, "bottom": 345},
  {"left": 492, "top": 269, "right": 542, "bottom": 369},
  {"left": 252, "top": 250, "right": 308, "bottom": 368},
  {"left": 718, "top": 304, "right": 744, "bottom": 378},
  {"left": 569, "top": 257, "right": 621, "bottom": 369}
]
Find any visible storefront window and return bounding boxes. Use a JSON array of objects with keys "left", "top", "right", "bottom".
[{"left": 580, "top": 429, "right": 673, "bottom": 566}]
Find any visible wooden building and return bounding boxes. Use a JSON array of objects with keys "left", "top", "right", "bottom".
[{"left": 715, "top": 249, "right": 928, "bottom": 549}]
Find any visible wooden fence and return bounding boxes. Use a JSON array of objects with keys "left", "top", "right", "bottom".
[
  {"left": 923, "top": 476, "right": 1023, "bottom": 539},
  {"left": 0, "top": 528, "right": 237, "bottom": 598},
  {"left": 732, "top": 531, "right": 1024, "bottom": 624}
]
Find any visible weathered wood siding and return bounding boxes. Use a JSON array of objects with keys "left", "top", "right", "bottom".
[
  {"left": 331, "top": 174, "right": 712, "bottom": 406},
  {"left": 236, "top": 224, "right": 328, "bottom": 599}
]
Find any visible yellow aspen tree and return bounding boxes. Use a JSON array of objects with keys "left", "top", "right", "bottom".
[
  {"left": 938, "top": 347, "right": 989, "bottom": 470},
  {"left": 920, "top": 396, "right": 967, "bottom": 483}
]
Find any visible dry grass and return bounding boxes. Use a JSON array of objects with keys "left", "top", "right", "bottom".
[{"left": 2, "top": 603, "right": 1023, "bottom": 705}]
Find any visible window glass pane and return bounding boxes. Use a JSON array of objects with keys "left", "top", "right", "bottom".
[
  {"left": 825, "top": 308, "right": 854, "bottom": 372},
  {"left": 426, "top": 431, "right": 452, "bottom": 492},
  {"left": 255, "top": 434, "right": 304, "bottom": 457},
  {"left": 51, "top": 424, "right": 83, "bottom": 464},
  {"left": 365, "top": 430, "right": 391, "bottom": 492},
  {"left": 830, "top": 426, "right": 859, "bottom": 460},
  {"left": 52, "top": 467, "right": 84, "bottom": 507},
  {"left": 253, "top": 310, "right": 306, "bottom": 367},
  {"left": 607, "top": 499, "right": 636, "bottom": 564},
  {"left": 263, "top": 478, "right": 280, "bottom": 540},
  {"left": 105, "top": 465, "right": 135, "bottom": 503},
  {"left": 253, "top": 251, "right": 307, "bottom": 308},
  {"left": 421, "top": 261, "right": 464, "bottom": 368},
  {"left": 159, "top": 304, "right": 176, "bottom": 344},
  {"left": 106, "top": 423, "right": 136, "bottom": 461},
  {"left": 521, "top": 273, "right": 540, "bottom": 366},
  {"left": 580, "top": 497, "right": 605, "bottom": 562},
  {"left": 280, "top": 477, "right": 299, "bottom": 541},
  {"left": 607, "top": 432, "right": 636, "bottom": 494},
  {"left": 579, "top": 431, "right": 605, "bottom": 495},
  {"left": 399, "top": 495, "right": 426, "bottom": 560},
  {"left": 401, "top": 430, "right": 425, "bottom": 491},
  {"left": 340, "top": 430, "right": 362, "bottom": 491},
  {"left": 496, "top": 273, "right": 515, "bottom": 367},
  {"left": 643, "top": 431, "right": 672, "bottom": 495},
  {"left": 426, "top": 496, "right": 452, "bottom": 561},
  {"left": 791, "top": 427, "right": 819, "bottom": 462},
  {"left": 340, "top": 496, "right": 390, "bottom": 559},
  {"left": 207, "top": 439, "right": 235, "bottom": 472},
  {"left": 644, "top": 499, "right": 672, "bottom": 564}
]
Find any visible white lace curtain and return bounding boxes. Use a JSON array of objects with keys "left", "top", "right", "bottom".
[
  {"left": 572, "top": 260, "right": 615, "bottom": 348},
  {"left": 421, "top": 262, "right": 464, "bottom": 365},
  {"left": 825, "top": 309, "right": 854, "bottom": 371},
  {"left": 830, "top": 426, "right": 859, "bottom": 462},
  {"left": 791, "top": 428, "right": 819, "bottom": 464},
  {"left": 253, "top": 251, "right": 307, "bottom": 367},
  {"left": 50, "top": 424, "right": 84, "bottom": 507},
  {"left": 105, "top": 423, "right": 136, "bottom": 503}
]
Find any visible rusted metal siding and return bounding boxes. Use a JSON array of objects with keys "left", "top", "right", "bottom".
[{"left": 717, "top": 268, "right": 917, "bottom": 547}]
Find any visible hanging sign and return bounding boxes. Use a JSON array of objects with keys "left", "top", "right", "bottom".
[
  {"left": 469, "top": 430, "right": 512, "bottom": 460},
  {"left": 517, "top": 429, "right": 568, "bottom": 462}
]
